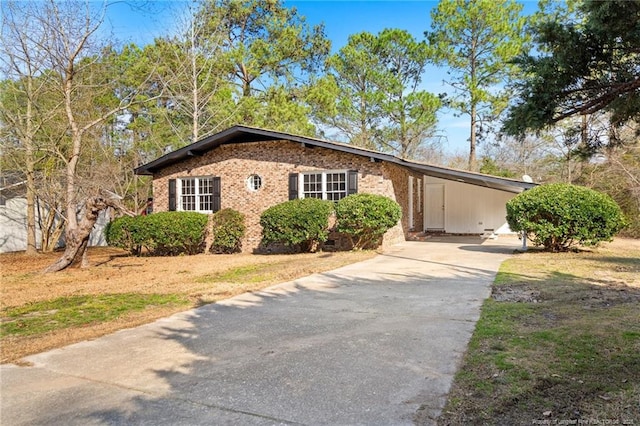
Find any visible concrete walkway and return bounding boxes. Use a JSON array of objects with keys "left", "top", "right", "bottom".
[{"left": 1, "top": 236, "right": 518, "bottom": 425}]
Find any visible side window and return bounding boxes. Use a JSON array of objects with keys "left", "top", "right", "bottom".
[{"left": 169, "top": 176, "right": 219, "bottom": 213}]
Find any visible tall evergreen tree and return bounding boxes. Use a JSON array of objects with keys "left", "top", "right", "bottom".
[
  {"left": 377, "top": 29, "right": 442, "bottom": 158},
  {"left": 196, "top": 0, "right": 331, "bottom": 134},
  {"left": 504, "top": 0, "right": 640, "bottom": 137},
  {"left": 426, "top": 0, "right": 527, "bottom": 170},
  {"left": 323, "top": 32, "right": 386, "bottom": 150},
  {"left": 324, "top": 29, "right": 441, "bottom": 158}
]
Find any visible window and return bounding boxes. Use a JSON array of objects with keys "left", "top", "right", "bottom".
[
  {"left": 301, "top": 170, "right": 349, "bottom": 201},
  {"left": 179, "top": 177, "right": 215, "bottom": 212},
  {"left": 302, "top": 173, "right": 323, "bottom": 199},
  {"left": 246, "top": 174, "right": 262, "bottom": 191},
  {"left": 325, "top": 172, "right": 347, "bottom": 201}
]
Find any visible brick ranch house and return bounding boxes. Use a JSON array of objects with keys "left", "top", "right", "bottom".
[{"left": 134, "top": 125, "right": 536, "bottom": 252}]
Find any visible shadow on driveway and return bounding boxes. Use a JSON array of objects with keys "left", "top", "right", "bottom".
[{"left": 1, "top": 238, "right": 518, "bottom": 426}]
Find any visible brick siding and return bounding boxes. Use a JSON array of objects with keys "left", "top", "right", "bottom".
[{"left": 152, "top": 139, "right": 424, "bottom": 252}]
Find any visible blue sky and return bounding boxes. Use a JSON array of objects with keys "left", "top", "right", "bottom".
[{"left": 102, "top": 0, "right": 540, "bottom": 154}]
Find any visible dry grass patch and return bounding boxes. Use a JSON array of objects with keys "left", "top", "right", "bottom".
[
  {"left": 437, "top": 238, "right": 640, "bottom": 425},
  {"left": 0, "top": 247, "right": 376, "bottom": 363}
]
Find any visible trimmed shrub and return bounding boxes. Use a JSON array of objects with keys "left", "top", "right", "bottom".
[
  {"left": 210, "top": 208, "right": 246, "bottom": 254},
  {"left": 144, "top": 212, "right": 209, "bottom": 255},
  {"left": 335, "top": 193, "right": 402, "bottom": 250},
  {"left": 260, "top": 198, "right": 334, "bottom": 252},
  {"left": 105, "top": 215, "right": 147, "bottom": 255},
  {"left": 105, "top": 216, "right": 132, "bottom": 253},
  {"left": 506, "top": 183, "right": 627, "bottom": 252},
  {"left": 105, "top": 212, "right": 208, "bottom": 256}
]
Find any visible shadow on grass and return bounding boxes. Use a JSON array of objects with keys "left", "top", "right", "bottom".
[
  {"left": 91, "top": 252, "right": 134, "bottom": 267},
  {"left": 595, "top": 256, "right": 640, "bottom": 273}
]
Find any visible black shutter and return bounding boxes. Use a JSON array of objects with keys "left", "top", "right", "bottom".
[
  {"left": 289, "top": 173, "right": 299, "bottom": 200},
  {"left": 347, "top": 170, "right": 358, "bottom": 195},
  {"left": 168, "top": 179, "right": 176, "bottom": 211},
  {"left": 212, "top": 177, "right": 221, "bottom": 212}
]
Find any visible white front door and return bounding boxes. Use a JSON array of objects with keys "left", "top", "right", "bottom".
[{"left": 425, "top": 184, "right": 445, "bottom": 230}]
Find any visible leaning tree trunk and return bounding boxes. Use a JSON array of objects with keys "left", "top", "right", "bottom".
[{"left": 43, "top": 196, "right": 115, "bottom": 273}]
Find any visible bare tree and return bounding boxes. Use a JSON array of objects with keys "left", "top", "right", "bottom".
[
  {"left": 35, "top": 170, "right": 67, "bottom": 252},
  {"left": 16, "top": 0, "right": 159, "bottom": 272},
  {"left": 148, "top": 5, "right": 236, "bottom": 147},
  {"left": 0, "top": 0, "right": 59, "bottom": 255}
]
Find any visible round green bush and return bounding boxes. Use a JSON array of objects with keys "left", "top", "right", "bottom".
[
  {"left": 335, "top": 193, "right": 402, "bottom": 250},
  {"left": 260, "top": 198, "right": 334, "bottom": 252},
  {"left": 506, "top": 183, "right": 627, "bottom": 252},
  {"left": 210, "top": 208, "right": 246, "bottom": 254}
]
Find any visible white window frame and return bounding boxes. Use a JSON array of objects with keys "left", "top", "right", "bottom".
[
  {"left": 299, "top": 169, "right": 348, "bottom": 201},
  {"left": 246, "top": 174, "right": 263, "bottom": 192},
  {"left": 177, "top": 176, "right": 215, "bottom": 213}
]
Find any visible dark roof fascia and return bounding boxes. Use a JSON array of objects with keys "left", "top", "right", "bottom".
[
  {"left": 134, "top": 125, "right": 394, "bottom": 176},
  {"left": 134, "top": 125, "right": 536, "bottom": 193},
  {"left": 399, "top": 161, "right": 537, "bottom": 193},
  {"left": 134, "top": 126, "right": 275, "bottom": 175}
]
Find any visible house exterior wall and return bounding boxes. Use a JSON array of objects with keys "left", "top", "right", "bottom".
[
  {"left": 423, "top": 176, "right": 516, "bottom": 234},
  {"left": 151, "top": 140, "right": 422, "bottom": 252},
  {"left": 0, "top": 197, "right": 109, "bottom": 253},
  {"left": 0, "top": 198, "right": 33, "bottom": 253}
]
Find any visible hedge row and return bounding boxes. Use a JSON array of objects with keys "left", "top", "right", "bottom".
[
  {"left": 105, "top": 212, "right": 208, "bottom": 256},
  {"left": 106, "top": 209, "right": 246, "bottom": 256},
  {"left": 108, "top": 185, "right": 627, "bottom": 256},
  {"left": 107, "top": 194, "right": 401, "bottom": 256}
]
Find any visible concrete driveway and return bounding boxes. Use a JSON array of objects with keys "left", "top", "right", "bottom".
[{"left": 1, "top": 236, "right": 518, "bottom": 425}]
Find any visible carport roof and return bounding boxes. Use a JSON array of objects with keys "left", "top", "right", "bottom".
[{"left": 134, "top": 125, "right": 537, "bottom": 193}]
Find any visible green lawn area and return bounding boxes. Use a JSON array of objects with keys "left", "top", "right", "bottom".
[
  {"left": 1, "top": 247, "right": 376, "bottom": 363},
  {"left": 438, "top": 240, "right": 640, "bottom": 425},
  {"left": 1, "top": 294, "right": 189, "bottom": 337}
]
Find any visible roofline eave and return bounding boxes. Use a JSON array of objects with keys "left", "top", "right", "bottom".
[{"left": 134, "top": 125, "right": 536, "bottom": 191}]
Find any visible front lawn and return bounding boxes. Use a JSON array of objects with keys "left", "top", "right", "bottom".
[
  {"left": 0, "top": 247, "right": 376, "bottom": 363},
  {"left": 437, "top": 239, "right": 640, "bottom": 425}
]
